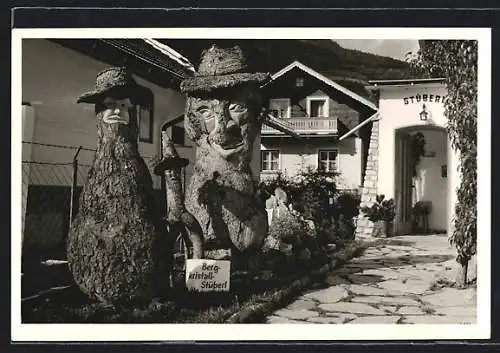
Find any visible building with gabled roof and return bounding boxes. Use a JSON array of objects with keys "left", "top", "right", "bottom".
[{"left": 259, "top": 60, "right": 378, "bottom": 191}]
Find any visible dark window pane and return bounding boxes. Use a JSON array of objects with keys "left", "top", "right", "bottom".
[
  {"left": 172, "top": 125, "right": 185, "bottom": 145},
  {"left": 137, "top": 94, "right": 154, "bottom": 143},
  {"left": 310, "top": 100, "right": 325, "bottom": 117}
]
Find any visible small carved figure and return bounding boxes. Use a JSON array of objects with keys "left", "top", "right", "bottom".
[{"left": 153, "top": 132, "right": 204, "bottom": 259}]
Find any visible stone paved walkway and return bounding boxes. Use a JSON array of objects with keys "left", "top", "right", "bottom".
[{"left": 266, "top": 234, "right": 476, "bottom": 324}]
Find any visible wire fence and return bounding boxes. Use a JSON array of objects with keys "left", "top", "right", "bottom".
[
  {"left": 21, "top": 141, "right": 162, "bottom": 255},
  {"left": 22, "top": 142, "right": 89, "bottom": 252},
  {"left": 21, "top": 140, "right": 357, "bottom": 258}
]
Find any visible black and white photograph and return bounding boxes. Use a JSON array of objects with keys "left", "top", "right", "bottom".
[{"left": 11, "top": 26, "right": 490, "bottom": 341}]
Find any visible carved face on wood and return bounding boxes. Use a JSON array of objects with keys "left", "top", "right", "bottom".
[
  {"left": 185, "top": 86, "right": 263, "bottom": 163},
  {"left": 101, "top": 97, "right": 134, "bottom": 125},
  {"left": 95, "top": 96, "right": 139, "bottom": 149}
]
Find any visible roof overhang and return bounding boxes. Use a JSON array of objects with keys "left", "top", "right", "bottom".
[
  {"left": 262, "top": 60, "right": 378, "bottom": 113},
  {"left": 51, "top": 39, "right": 192, "bottom": 90},
  {"left": 143, "top": 39, "right": 195, "bottom": 74},
  {"left": 367, "top": 78, "right": 446, "bottom": 88},
  {"left": 101, "top": 39, "right": 194, "bottom": 81},
  {"left": 338, "top": 111, "right": 379, "bottom": 142}
]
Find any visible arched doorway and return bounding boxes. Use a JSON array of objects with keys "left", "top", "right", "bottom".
[{"left": 394, "top": 125, "right": 448, "bottom": 235}]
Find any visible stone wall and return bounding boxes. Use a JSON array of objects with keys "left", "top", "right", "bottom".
[{"left": 356, "top": 118, "right": 380, "bottom": 238}]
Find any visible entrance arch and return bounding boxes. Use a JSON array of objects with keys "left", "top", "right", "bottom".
[{"left": 394, "top": 125, "right": 448, "bottom": 235}]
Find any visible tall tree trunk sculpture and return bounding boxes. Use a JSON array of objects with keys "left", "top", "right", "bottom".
[
  {"left": 67, "top": 69, "right": 171, "bottom": 304},
  {"left": 153, "top": 132, "right": 204, "bottom": 260},
  {"left": 180, "top": 45, "right": 270, "bottom": 270}
]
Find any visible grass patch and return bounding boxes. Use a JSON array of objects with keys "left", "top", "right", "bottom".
[
  {"left": 429, "top": 278, "right": 457, "bottom": 291},
  {"left": 382, "top": 239, "right": 416, "bottom": 247},
  {"left": 421, "top": 305, "right": 436, "bottom": 315},
  {"left": 22, "top": 240, "right": 371, "bottom": 324},
  {"left": 429, "top": 276, "right": 477, "bottom": 291}
]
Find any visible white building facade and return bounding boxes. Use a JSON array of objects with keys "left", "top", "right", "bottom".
[{"left": 356, "top": 79, "right": 461, "bottom": 238}]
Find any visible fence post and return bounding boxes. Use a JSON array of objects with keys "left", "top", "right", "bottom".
[{"left": 69, "top": 146, "right": 82, "bottom": 228}]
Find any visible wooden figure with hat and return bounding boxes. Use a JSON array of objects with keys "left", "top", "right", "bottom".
[
  {"left": 181, "top": 45, "right": 270, "bottom": 270},
  {"left": 66, "top": 67, "right": 171, "bottom": 305},
  {"left": 152, "top": 131, "right": 204, "bottom": 261}
]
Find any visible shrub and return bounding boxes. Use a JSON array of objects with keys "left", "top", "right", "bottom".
[
  {"left": 268, "top": 210, "right": 308, "bottom": 245},
  {"left": 262, "top": 168, "right": 337, "bottom": 221},
  {"left": 287, "top": 167, "right": 338, "bottom": 225},
  {"left": 334, "top": 191, "right": 361, "bottom": 219},
  {"left": 260, "top": 171, "right": 292, "bottom": 197},
  {"left": 360, "top": 194, "right": 396, "bottom": 222},
  {"left": 316, "top": 218, "right": 338, "bottom": 244},
  {"left": 264, "top": 168, "right": 364, "bottom": 247},
  {"left": 337, "top": 215, "right": 356, "bottom": 242}
]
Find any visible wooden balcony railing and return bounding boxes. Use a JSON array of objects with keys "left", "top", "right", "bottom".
[{"left": 261, "top": 117, "right": 338, "bottom": 135}]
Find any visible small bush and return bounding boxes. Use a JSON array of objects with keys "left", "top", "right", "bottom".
[
  {"left": 289, "top": 167, "right": 338, "bottom": 224},
  {"left": 263, "top": 169, "right": 364, "bottom": 247},
  {"left": 268, "top": 210, "right": 308, "bottom": 245},
  {"left": 263, "top": 168, "right": 337, "bottom": 226},
  {"left": 260, "top": 171, "right": 292, "bottom": 197},
  {"left": 334, "top": 191, "right": 361, "bottom": 219},
  {"left": 336, "top": 215, "right": 356, "bottom": 242},
  {"left": 360, "top": 194, "right": 396, "bottom": 222}
]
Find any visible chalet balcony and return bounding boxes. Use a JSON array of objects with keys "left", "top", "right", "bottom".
[{"left": 261, "top": 117, "right": 338, "bottom": 136}]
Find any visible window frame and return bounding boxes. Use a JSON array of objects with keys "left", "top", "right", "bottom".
[
  {"left": 261, "top": 149, "right": 281, "bottom": 172},
  {"left": 136, "top": 90, "right": 154, "bottom": 144},
  {"left": 268, "top": 98, "right": 291, "bottom": 119},
  {"left": 317, "top": 148, "right": 339, "bottom": 173},
  {"left": 306, "top": 96, "right": 330, "bottom": 118}
]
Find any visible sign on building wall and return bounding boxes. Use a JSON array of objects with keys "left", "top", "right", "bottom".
[
  {"left": 185, "top": 259, "right": 231, "bottom": 292},
  {"left": 403, "top": 93, "right": 447, "bottom": 105}
]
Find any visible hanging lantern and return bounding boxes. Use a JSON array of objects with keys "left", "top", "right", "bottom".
[{"left": 419, "top": 103, "right": 429, "bottom": 121}]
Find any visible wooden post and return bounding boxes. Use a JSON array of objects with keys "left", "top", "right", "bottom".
[{"left": 69, "top": 146, "right": 82, "bottom": 228}]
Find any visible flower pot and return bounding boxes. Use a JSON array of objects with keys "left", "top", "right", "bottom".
[{"left": 372, "top": 220, "right": 393, "bottom": 238}]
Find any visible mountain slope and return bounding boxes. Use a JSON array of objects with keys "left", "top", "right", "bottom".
[{"left": 161, "top": 39, "right": 416, "bottom": 82}]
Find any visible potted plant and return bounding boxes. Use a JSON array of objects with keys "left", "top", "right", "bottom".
[
  {"left": 360, "top": 194, "right": 396, "bottom": 238},
  {"left": 411, "top": 201, "right": 432, "bottom": 233}
]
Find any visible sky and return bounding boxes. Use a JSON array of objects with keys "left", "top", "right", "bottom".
[{"left": 334, "top": 39, "right": 420, "bottom": 61}]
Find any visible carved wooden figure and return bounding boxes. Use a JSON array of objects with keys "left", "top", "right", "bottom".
[
  {"left": 180, "top": 45, "right": 270, "bottom": 269},
  {"left": 67, "top": 67, "right": 169, "bottom": 304}
]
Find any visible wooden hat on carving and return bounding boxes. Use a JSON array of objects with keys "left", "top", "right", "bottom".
[
  {"left": 77, "top": 67, "right": 150, "bottom": 104},
  {"left": 180, "top": 45, "right": 270, "bottom": 94}
]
